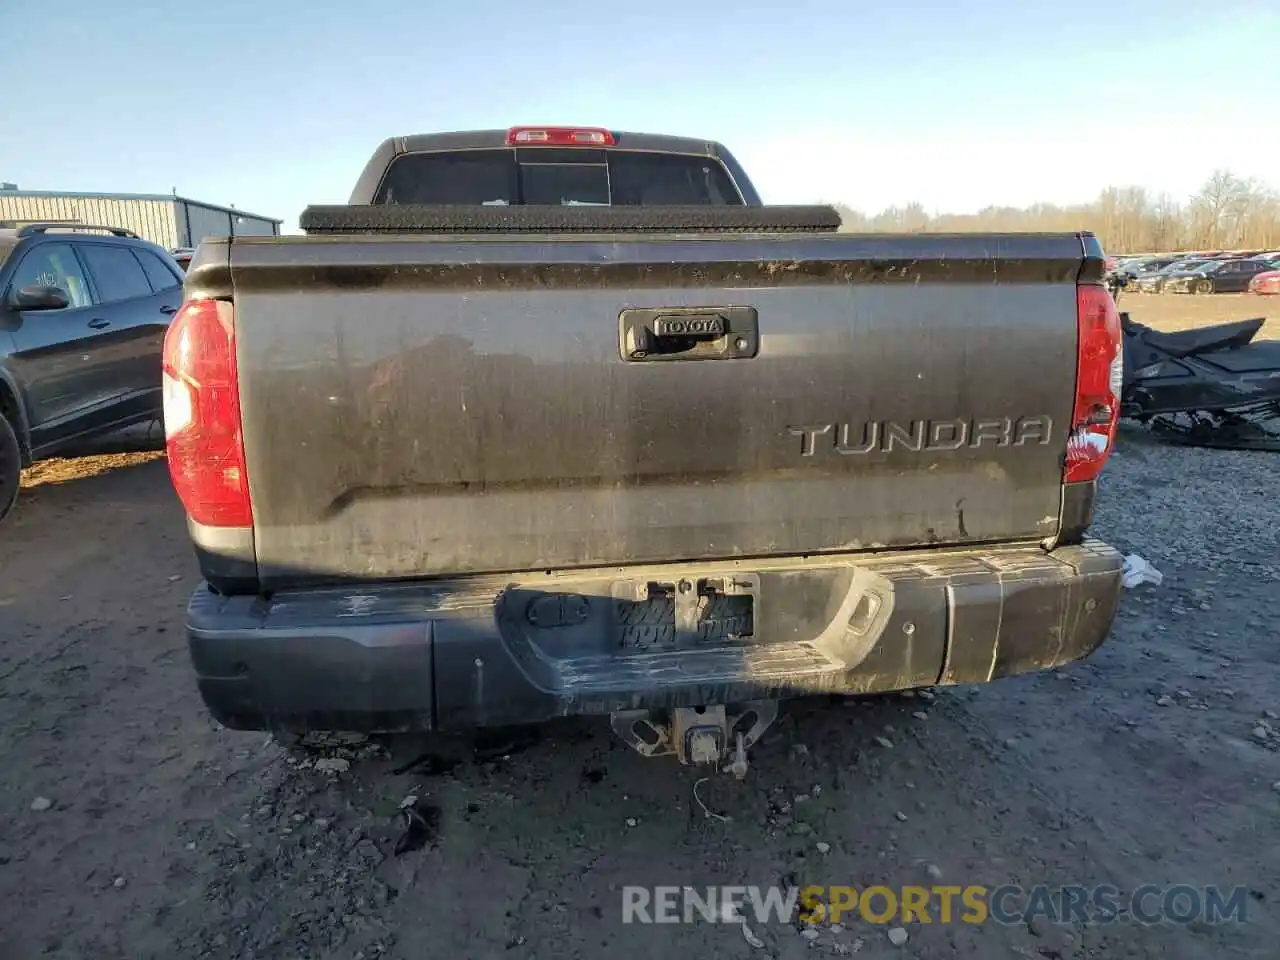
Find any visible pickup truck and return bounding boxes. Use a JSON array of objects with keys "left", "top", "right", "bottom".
[{"left": 167, "top": 126, "right": 1126, "bottom": 777}]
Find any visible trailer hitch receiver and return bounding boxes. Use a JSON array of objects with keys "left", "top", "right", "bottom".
[{"left": 609, "top": 700, "right": 778, "bottom": 779}]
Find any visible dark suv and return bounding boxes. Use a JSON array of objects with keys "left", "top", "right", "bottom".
[{"left": 0, "top": 223, "right": 184, "bottom": 521}]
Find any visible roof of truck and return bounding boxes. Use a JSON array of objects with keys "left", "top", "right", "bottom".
[
  {"left": 391, "top": 128, "right": 725, "bottom": 155},
  {"left": 348, "top": 128, "right": 760, "bottom": 206}
]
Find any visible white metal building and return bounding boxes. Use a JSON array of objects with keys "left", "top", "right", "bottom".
[{"left": 0, "top": 187, "right": 282, "bottom": 250}]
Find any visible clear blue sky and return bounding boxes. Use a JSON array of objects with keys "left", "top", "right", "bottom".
[{"left": 2, "top": 0, "right": 1277, "bottom": 231}]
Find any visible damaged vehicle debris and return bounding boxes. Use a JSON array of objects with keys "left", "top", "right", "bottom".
[
  {"left": 167, "top": 127, "right": 1126, "bottom": 779},
  {"left": 1108, "top": 274, "right": 1280, "bottom": 451}
]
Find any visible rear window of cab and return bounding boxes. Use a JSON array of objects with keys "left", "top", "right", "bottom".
[{"left": 375, "top": 148, "right": 743, "bottom": 206}]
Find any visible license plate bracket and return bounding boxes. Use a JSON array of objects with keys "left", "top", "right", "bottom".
[{"left": 610, "top": 573, "right": 760, "bottom": 650}]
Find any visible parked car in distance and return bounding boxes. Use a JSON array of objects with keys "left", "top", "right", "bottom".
[
  {"left": 1119, "top": 255, "right": 1182, "bottom": 281},
  {"left": 1249, "top": 268, "right": 1280, "bottom": 295},
  {"left": 0, "top": 223, "right": 184, "bottom": 521},
  {"left": 1133, "top": 258, "right": 1216, "bottom": 293},
  {"left": 171, "top": 248, "right": 195, "bottom": 271},
  {"left": 1163, "top": 257, "right": 1279, "bottom": 294}
]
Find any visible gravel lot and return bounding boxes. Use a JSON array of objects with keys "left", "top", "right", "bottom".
[{"left": 1, "top": 295, "right": 1276, "bottom": 960}]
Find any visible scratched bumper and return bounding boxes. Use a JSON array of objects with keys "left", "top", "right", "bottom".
[{"left": 186, "top": 539, "right": 1123, "bottom": 734}]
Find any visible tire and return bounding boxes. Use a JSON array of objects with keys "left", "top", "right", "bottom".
[
  {"left": 0, "top": 413, "right": 21, "bottom": 525},
  {"left": 1195, "top": 279, "right": 1215, "bottom": 295}
]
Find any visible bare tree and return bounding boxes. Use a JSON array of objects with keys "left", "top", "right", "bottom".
[
  {"left": 1149, "top": 192, "right": 1183, "bottom": 251},
  {"left": 827, "top": 172, "right": 1280, "bottom": 252}
]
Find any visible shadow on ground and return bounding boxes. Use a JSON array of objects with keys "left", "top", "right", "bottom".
[{"left": 15, "top": 421, "right": 169, "bottom": 516}]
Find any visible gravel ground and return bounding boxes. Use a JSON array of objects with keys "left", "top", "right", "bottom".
[{"left": 0, "top": 296, "right": 1276, "bottom": 960}]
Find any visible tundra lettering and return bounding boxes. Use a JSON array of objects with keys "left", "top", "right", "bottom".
[{"left": 787, "top": 416, "right": 1055, "bottom": 457}]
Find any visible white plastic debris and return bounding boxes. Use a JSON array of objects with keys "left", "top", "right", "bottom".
[
  {"left": 1122, "top": 554, "right": 1163, "bottom": 588},
  {"left": 741, "top": 919, "right": 766, "bottom": 949},
  {"left": 693, "top": 777, "right": 730, "bottom": 822}
]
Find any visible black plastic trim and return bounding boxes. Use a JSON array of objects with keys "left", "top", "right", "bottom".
[{"left": 300, "top": 204, "right": 843, "bottom": 235}]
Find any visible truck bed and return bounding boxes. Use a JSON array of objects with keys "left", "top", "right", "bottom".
[{"left": 185, "top": 230, "right": 1091, "bottom": 590}]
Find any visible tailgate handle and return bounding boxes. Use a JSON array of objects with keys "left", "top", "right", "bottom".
[{"left": 619, "top": 306, "right": 759, "bottom": 363}]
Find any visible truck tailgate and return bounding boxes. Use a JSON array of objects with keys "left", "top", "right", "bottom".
[{"left": 220, "top": 233, "right": 1086, "bottom": 584}]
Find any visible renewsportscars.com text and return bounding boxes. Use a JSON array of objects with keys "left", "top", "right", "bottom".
[{"left": 621, "top": 884, "right": 1251, "bottom": 927}]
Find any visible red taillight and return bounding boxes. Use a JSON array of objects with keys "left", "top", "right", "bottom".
[
  {"left": 161, "top": 299, "right": 252, "bottom": 528},
  {"left": 1065, "top": 284, "right": 1124, "bottom": 484},
  {"left": 506, "top": 126, "right": 615, "bottom": 147}
]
